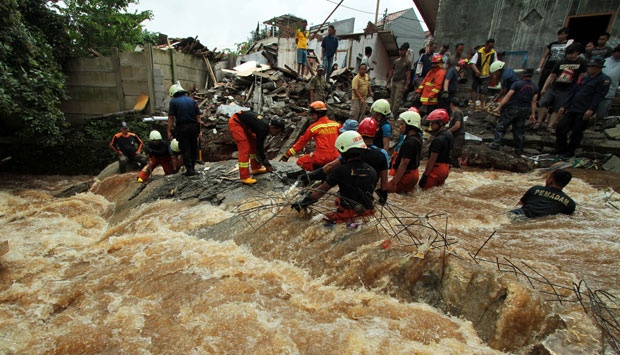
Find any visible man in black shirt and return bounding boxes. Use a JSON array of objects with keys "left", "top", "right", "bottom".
[
  {"left": 109, "top": 121, "right": 147, "bottom": 173},
  {"left": 420, "top": 109, "right": 453, "bottom": 190},
  {"left": 510, "top": 169, "right": 575, "bottom": 218},
  {"left": 292, "top": 131, "right": 378, "bottom": 224}
]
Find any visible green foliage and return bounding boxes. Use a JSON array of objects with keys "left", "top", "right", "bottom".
[
  {"left": 0, "top": 0, "right": 69, "bottom": 146},
  {"left": 54, "top": 0, "right": 153, "bottom": 56}
]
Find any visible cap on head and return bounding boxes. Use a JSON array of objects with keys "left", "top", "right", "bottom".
[
  {"left": 587, "top": 55, "right": 605, "bottom": 68},
  {"left": 426, "top": 108, "right": 450, "bottom": 125},
  {"left": 120, "top": 121, "right": 128, "bottom": 129},
  {"left": 316, "top": 64, "right": 324, "bottom": 71},
  {"left": 339, "top": 119, "right": 359, "bottom": 133},
  {"left": 335, "top": 131, "right": 366, "bottom": 153},
  {"left": 398, "top": 111, "right": 421, "bottom": 130},
  {"left": 358, "top": 117, "right": 377, "bottom": 137}
]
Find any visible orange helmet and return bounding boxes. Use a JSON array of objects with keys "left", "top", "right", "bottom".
[
  {"left": 309, "top": 101, "right": 327, "bottom": 113},
  {"left": 457, "top": 58, "right": 469, "bottom": 66},
  {"left": 426, "top": 109, "right": 449, "bottom": 124},
  {"left": 407, "top": 106, "right": 419, "bottom": 113},
  {"left": 358, "top": 117, "right": 377, "bottom": 137},
  {"left": 431, "top": 54, "right": 444, "bottom": 64}
]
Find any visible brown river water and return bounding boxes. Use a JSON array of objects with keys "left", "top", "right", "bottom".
[{"left": 0, "top": 168, "right": 618, "bottom": 354}]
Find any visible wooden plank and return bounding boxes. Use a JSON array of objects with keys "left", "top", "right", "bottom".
[{"left": 202, "top": 56, "right": 217, "bottom": 85}]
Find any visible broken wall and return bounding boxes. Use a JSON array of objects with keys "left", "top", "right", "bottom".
[
  {"left": 434, "top": 0, "right": 619, "bottom": 70},
  {"left": 62, "top": 45, "right": 208, "bottom": 122}
]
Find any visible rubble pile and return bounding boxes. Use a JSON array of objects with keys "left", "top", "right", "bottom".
[{"left": 154, "top": 35, "right": 229, "bottom": 62}]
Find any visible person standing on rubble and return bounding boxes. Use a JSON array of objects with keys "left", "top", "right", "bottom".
[
  {"left": 448, "top": 98, "right": 466, "bottom": 168},
  {"left": 386, "top": 43, "right": 412, "bottom": 118},
  {"left": 414, "top": 54, "right": 446, "bottom": 114},
  {"left": 419, "top": 109, "right": 453, "bottom": 190},
  {"left": 490, "top": 68, "right": 539, "bottom": 155},
  {"left": 556, "top": 56, "right": 611, "bottom": 159},
  {"left": 296, "top": 19, "right": 310, "bottom": 79},
  {"left": 229, "top": 110, "right": 285, "bottom": 185},
  {"left": 509, "top": 169, "right": 575, "bottom": 219},
  {"left": 167, "top": 83, "right": 201, "bottom": 176},
  {"left": 442, "top": 58, "right": 468, "bottom": 111},
  {"left": 489, "top": 60, "right": 520, "bottom": 100},
  {"left": 350, "top": 63, "right": 373, "bottom": 121},
  {"left": 109, "top": 121, "right": 147, "bottom": 174},
  {"left": 280, "top": 101, "right": 340, "bottom": 171},
  {"left": 309, "top": 65, "right": 329, "bottom": 103},
  {"left": 469, "top": 39, "right": 497, "bottom": 111},
  {"left": 321, "top": 25, "right": 339, "bottom": 80}
]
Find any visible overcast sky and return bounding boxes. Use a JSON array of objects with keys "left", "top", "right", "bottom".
[{"left": 129, "top": 0, "right": 426, "bottom": 51}]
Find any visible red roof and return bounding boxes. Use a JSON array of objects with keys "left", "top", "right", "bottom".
[{"left": 383, "top": 9, "right": 409, "bottom": 24}]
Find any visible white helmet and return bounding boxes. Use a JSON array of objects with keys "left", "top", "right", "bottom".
[
  {"left": 398, "top": 111, "right": 421, "bottom": 130},
  {"left": 170, "top": 138, "right": 180, "bottom": 153},
  {"left": 489, "top": 60, "right": 505, "bottom": 74},
  {"left": 335, "top": 131, "right": 367, "bottom": 153},
  {"left": 149, "top": 130, "right": 162, "bottom": 140},
  {"left": 169, "top": 84, "right": 185, "bottom": 97},
  {"left": 370, "top": 99, "right": 391, "bottom": 116}
]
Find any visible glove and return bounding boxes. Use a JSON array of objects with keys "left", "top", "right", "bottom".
[
  {"left": 376, "top": 189, "right": 388, "bottom": 205},
  {"left": 280, "top": 154, "right": 289, "bottom": 162},
  {"left": 440, "top": 92, "right": 449, "bottom": 100},
  {"left": 419, "top": 175, "right": 428, "bottom": 188},
  {"left": 291, "top": 195, "right": 316, "bottom": 212},
  {"left": 307, "top": 168, "right": 327, "bottom": 182}
]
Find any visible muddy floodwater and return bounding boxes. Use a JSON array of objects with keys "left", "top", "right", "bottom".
[{"left": 0, "top": 167, "right": 618, "bottom": 354}]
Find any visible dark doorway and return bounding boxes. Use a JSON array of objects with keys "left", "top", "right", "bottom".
[{"left": 566, "top": 13, "right": 614, "bottom": 47}]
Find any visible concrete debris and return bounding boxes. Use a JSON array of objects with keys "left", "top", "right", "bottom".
[
  {"left": 602, "top": 155, "right": 620, "bottom": 173},
  {"left": 604, "top": 124, "right": 620, "bottom": 140}
]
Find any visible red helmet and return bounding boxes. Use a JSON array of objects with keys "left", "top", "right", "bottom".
[
  {"left": 407, "top": 106, "right": 419, "bottom": 113},
  {"left": 431, "top": 54, "right": 444, "bottom": 64},
  {"left": 426, "top": 108, "right": 449, "bottom": 124},
  {"left": 457, "top": 58, "right": 469, "bottom": 66},
  {"left": 358, "top": 117, "right": 377, "bottom": 137}
]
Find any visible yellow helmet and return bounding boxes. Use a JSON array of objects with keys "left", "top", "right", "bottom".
[{"left": 169, "top": 84, "right": 185, "bottom": 97}]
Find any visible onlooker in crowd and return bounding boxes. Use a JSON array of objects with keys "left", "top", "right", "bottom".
[
  {"left": 109, "top": 121, "right": 146, "bottom": 174},
  {"left": 598, "top": 45, "right": 620, "bottom": 119},
  {"left": 389, "top": 111, "right": 423, "bottom": 193},
  {"left": 309, "top": 65, "right": 329, "bottom": 103},
  {"left": 556, "top": 56, "right": 611, "bottom": 158},
  {"left": 137, "top": 130, "right": 174, "bottom": 183},
  {"left": 489, "top": 60, "right": 519, "bottom": 99},
  {"left": 439, "top": 43, "right": 450, "bottom": 69},
  {"left": 167, "top": 83, "right": 201, "bottom": 176},
  {"left": 419, "top": 109, "right": 453, "bottom": 190},
  {"left": 414, "top": 54, "right": 446, "bottom": 113},
  {"left": 321, "top": 25, "right": 339, "bottom": 80},
  {"left": 442, "top": 58, "right": 468, "bottom": 109},
  {"left": 350, "top": 63, "right": 372, "bottom": 121},
  {"left": 491, "top": 69, "right": 539, "bottom": 155},
  {"left": 369, "top": 99, "right": 392, "bottom": 152},
  {"left": 448, "top": 43, "right": 466, "bottom": 67},
  {"left": 509, "top": 169, "right": 575, "bottom": 219},
  {"left": 409, "top": 48, "right": 427, "bottom": 97},
  {"left": 536, "top": 27, "right": 572, "bottom": 91},
  {"left": 229, "top": 110, "right": 284, "bottom": 185},
  {"left": 281, "top": 101, "right": 340, "bottom": 171},
  {"left": 413, "top": 41, "right": 436, "bottom": 88},
  {"left": 535, "top": 43, "right": 587, "bottom": 131},
  {"left": 448, "top": 98, "right": 465, "bottom": 167},
  {"left": 469, "top": 39, "right": 497, "bottom": 110},
  {"left": 296, "top": 20, "right": 310, "bottom": 78},
  {"left": 386, "top": 43, "right": 412, "bottom": 117},
  {"left": 361, "top": 46, "right": 372, "bottom": 71},
  {"left": 591, "top": 32, "right": 613, "bottom": 59},
  {"left": 580, "top": 41, "right": 595, "bottom": 61},
  {"left": 291, "top": 131, "right": 378, "bottom": 224}
]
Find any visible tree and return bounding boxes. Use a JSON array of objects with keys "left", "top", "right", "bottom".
[
  {"left": 53, "top": 0, "right": 153, "bottom": 56},
  {"left": 0, "top": 0, "right": 70, "bottom": 146}
]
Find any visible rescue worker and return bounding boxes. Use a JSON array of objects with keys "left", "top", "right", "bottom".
[
  {"left": 137, "top": 130, "right": 174, "bottom": 183},
  {"left": 280, "top": 101, "right": 340, "bottom": 171},
  {"left": 442, "top": 58, "right": 468, "bottom": 110},
  {"left": 300, "top": 117, "right": 389, "bottom": 205},
  {"left": 556, "top": 56, "right": 611, "bottom": 158},
  {"left": 170, "top": 138, "right": 183, "bottom": 173},
  {"left": 389, "top": 111, "right": 423, "bottom": 193},
  {"left": 167, "top": 83, "right": 201, "bottom": 176},
  {"left": 229, "top": 110, "right": 285, "bottom": 185},
  {"left": 509, "top": 169, "right": 575, "bottom": 219},
  {"left": 491, "top": 68, "right": 538, "bottom": 155},
  {"left": 419, "top": 109, "right": 453, "bottom": 190},
  {"left": 291, "top": 131, "right": 378, "bottom": 224},
  {"left": 391, "top": 106, "right": 419, "bottom": 171},
  {"left": 414, "top": 54, "right": 446, "bottom": 113},
  {"left": 448, "top": 98, "right": 466, "bottom": 167},
  {"left": 489, "top": 60, "right": 520, "bottom": 99},
  {"left": 109, "top": 121, "right": 147, "bottom": 174},
  {"left": 369, "top": 99, "right": 392, "bottom": 152},
  {"left": 309, "top": 65, "right": 329, "bottom": 103}
]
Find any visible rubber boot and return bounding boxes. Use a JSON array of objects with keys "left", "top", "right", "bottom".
[
  {"left": 241, "top": 177, "right": 257, "bottom": 185},
  {"left": 251, "top": 167, "right": 267, "bottom": 175}
]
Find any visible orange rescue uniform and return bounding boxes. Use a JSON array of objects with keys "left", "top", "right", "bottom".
[
  {"left": 286, "top": 116, "right": 341, "bottom": 171},
  {"left": 417, "top": 67, "right": 446, "bottom": 106}
]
